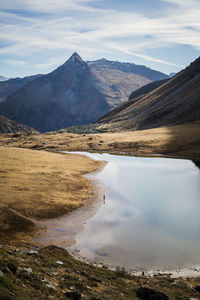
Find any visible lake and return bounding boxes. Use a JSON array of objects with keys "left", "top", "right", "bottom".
[{"left": 67, "top": 152, "right": 200, "bottom": 271}]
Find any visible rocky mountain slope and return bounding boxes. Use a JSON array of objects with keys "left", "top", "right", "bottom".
[
  {"left": 0, "top": 74, "right": 41, "bottom": 103},
  {"left": 0, "top": 53, "right": 169, "bottom": 132},
  {"left": 128, "top": 78, "right": 169, "bottom": 101},
  {"left": 88, "top": 58, "right": 168, "bottom": 81},
  {"left": 97, "top": 56, "right": 200, "bottom": 130},
  {"left": 88, "top": 58, "right": 168, "bottom": 106},
  {"left": 0, "top": 115, "right": 37, "bottom": 133},
  {"left": 0, "top": 53, "right": 110, "bottom": 132}
]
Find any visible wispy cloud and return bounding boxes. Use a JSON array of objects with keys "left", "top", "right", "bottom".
[
  {"left": 0, "top": 0, "right": 199, "bottom": 75},
  {"left": 4, "top": 58, "right": 28, "bottom": 66}
]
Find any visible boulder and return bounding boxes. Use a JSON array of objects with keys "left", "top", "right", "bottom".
[
  {"left": 65, "top": 291, "right": 82, "bottom": 299},
  {"left": 136, "top": 287, "right": 169, "bottom": 300},
  {"left": 194, "top": 284, "right": 200, "bottom": 292}
]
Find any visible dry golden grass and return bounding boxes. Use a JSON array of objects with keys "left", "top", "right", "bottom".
[
  {"left": 0, "top": 146, "right": 102, "bottom": 237},
  {"left": 1, "top": 121, "right": 199, "bottom": 159}
]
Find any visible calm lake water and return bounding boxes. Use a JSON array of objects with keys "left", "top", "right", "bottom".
[{"left": 68, "top": 152, "right": 200, "bottom": 271}]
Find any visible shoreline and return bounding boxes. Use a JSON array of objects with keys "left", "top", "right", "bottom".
[
  {"left": 69, "top": 249, "right": 200, "bottom": 278},
  {"left": 35, "top": 173, "right": 106, "bottom": 249},
  {"left": 34, "top": 152, "right": 200, "bottom": 278}
]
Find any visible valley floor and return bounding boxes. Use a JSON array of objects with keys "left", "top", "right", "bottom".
[
  {"left": 0, "top": 121, "right": 199, "bottom": 160},
  {"left": 0, "top": 123, "right": 200, "bottom": 299}
]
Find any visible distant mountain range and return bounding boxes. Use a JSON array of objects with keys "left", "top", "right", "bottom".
[
  {"left": 88, "top": 58, "right": 168, "bottom": 81},
  {"left": 0, "top": 74, "right": 42, "bottom": 103},
  {"left": 97, "top": 56, "right": 200, "bottom": 130},
  {"left": 0, "top": 75, "right": 8, "bottom": 81},
  {"left": 88, "top": 59, "right": 168, "bottom": 107},
  {"left": 0, "top": 53, "right": 168, "bottom": 132}
]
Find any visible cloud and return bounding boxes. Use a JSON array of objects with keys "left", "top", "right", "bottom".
[
  {"left": 0, "top": 0, "right": 199, "bottom": 72},
  {"left": 4, "top": 58, "right": 28, "bottom": 66}
]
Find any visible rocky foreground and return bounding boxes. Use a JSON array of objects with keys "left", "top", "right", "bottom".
[{"left": 0, "top": 244, "right": 200, "bottom": 300}]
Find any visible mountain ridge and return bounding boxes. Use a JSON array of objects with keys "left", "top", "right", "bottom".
[
  {"left": 97, "top": 56, "right": 200, "bottom": 130},
  {"left": 0, "top": 53, "right": 110, "bottom": 132},
  {"left": 88, "top": 58, "right": 169, "bottom": 81},
  {"left": 0, "top": 75, "right": 9, "bottom": 81},
  {"left": 0, "top": 52, "right": 169, "bottom": 132}
]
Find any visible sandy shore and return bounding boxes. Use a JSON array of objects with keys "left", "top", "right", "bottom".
[{"left": 35, "top": 171, "right": 106, "bottom": 248}]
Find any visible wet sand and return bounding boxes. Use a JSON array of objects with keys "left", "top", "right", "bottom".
[{"left": 35, "top": 173, "right": 106, "bottom": 248}]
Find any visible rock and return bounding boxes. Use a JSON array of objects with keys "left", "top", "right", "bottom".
[
  {"left": 27, "top": 250, "right": 38, "bottom": 255},
  {"left": 0, "top": 293, "right": 17, "bottom": 300},
  {"left": 80, "top": 270, "right": 89, "bottom": 277},
  {"left": 136, "top": 287, "right": 169, "bottom": 300},
  {"left": 3, "top": 267, "right": 12, "bottom": 275},
  {"left": 16, "top": 267, "right": 32, "bottom": 276},
  {"left": 65, "top": 291, "right": 82, "bottom": 299},
  {"left": 194, "top": 284, "right": 200, "bottom": 292},
  {"left": 42, "top": 278, "right": 50, "bottom": 284},
  {"left": 56, "top": 260, "right": 64, "bottom": 265},
  {"left": 0, "top": 270, "right": 4, "bottom": 277},
  {"left": 90, "top": 277, "right": 103, "bottom": 283},
  {"left": 7, "top": 263, "right": 17, "bottom": 274},
  {"left": 46, "top": 283, "right": 56, "bottom": 290}
]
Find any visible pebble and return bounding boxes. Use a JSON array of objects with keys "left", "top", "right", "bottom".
[
  {"left": 56, "top": 260, "right": 64, "bottom": 265},
  {"left": 27, "top": 250, "right": 38, "bottom": 255},
  {"left": 16, "top": 267, "right": 33, "bottom": 276}
]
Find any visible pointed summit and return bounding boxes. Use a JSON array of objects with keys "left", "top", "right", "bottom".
[{"left": 67, "top": 52, "right": 84, "bottom": 64}]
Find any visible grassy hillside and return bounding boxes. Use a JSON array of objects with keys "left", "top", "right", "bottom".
[
  {"left": 0, "top": 146, "right": 102, "bottom": 242},
  {"left": 97, "top": 57, "right": 200, "bottom": 130}
]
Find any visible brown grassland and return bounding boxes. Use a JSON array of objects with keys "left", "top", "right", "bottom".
[
  {"left": 0, "top": 121, "right": 199, "bottom": 159},
  {"left": 0, "top": 146, "right": 102, "bottom": 242}
]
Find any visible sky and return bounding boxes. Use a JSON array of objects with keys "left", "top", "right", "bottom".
[{"left": 0, "top": 0, "right": 200, "bottom": 77}]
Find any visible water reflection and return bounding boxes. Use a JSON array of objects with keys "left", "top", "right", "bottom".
[{"left": 69, "top": 152, "right": 200, "bottom": 270}]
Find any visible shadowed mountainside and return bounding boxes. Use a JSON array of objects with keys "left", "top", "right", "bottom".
[
  {"left": 0, "top": 53, "right": 110, "bottom": 132},
  {"left": 97, "top": 56, "right": 200, "bottom": 130},
  {"left": 0, "top": 74, "right": 42, "bottom": 103},
  {"left": 0, "top": 115, "right": 37, "bottom": 133},
  {"left": 0, "top": 53, "right": 169, "bottom": 133},
  {"left": 128, "top": 78, "right": 170, "bottom": 100}
]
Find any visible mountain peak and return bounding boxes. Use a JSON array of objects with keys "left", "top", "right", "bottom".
[{"left": 67, "top": 52, "right": 84, "bottom": 64}]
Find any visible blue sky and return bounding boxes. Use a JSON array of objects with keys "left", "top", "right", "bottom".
[{"left": 0, "top": 0, "right": 200, "bottom": 77}]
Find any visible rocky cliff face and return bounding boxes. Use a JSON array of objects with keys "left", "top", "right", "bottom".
[{"left": 97, "top": 56, "right": 200, "bottom": 130}]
